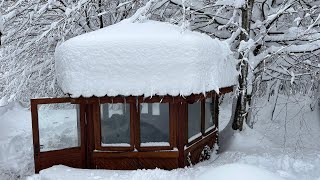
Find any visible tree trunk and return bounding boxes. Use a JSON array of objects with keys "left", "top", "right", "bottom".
[
  {"left": 98, "top": 0, "right": 104, "bottom": 28},
  {"left": 232, "top": 0, "right": 254, "bottom": 131},
  {"left": 0, "top": 12, "right": 3, "bottom": 46}
]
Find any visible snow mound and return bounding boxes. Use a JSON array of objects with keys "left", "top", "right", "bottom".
[
  {"left": 55, "top": 20, "right": 237, "bottom": 98},
  {"left": 199, "top": 163, "right": 284, "bottom": 180},
  {"left": 0, "top": 96, "right": 8, "bottom": 107},
  {"left": 31, "top": 163, "right": 284, "bottom": 180},
  {"left": 0, "top": 102, "right": 33, "bottom": 179}
]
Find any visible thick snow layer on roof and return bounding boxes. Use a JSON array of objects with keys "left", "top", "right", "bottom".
[{"left": 55, "top": 20, "right": 237, "bottom": 97}]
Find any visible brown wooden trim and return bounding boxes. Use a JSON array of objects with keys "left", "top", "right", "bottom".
[
  {"left": 131, "top": 103, "right": 137, "bottom": 151},
  {"left": 184, "top": 131, "right": 216, "bottom": 152},
  {"left": 219, "top": 86, "right": 233, "bottom": 94},
  {"left": 39, "top": 147, "right": 81, "bottom": 157},
  {"left": 71, "top": 97, "right": 87, "bottom": 104},
  {"left": 85, "top": 104, "right": 95, "bottom": 168},
  {"left": 203, "top": 128, "right": 215, "bottom": 136},
  {"left": 204, "top": 91, "right": 214, "bottom": 98},
  {"left": 135, "top": 101, "right": 141, "bottom": 150},
  {"left": 31, "top": 99, "right": 40, "bottom": 173},
  {"left": 138, "top": 96, "right": 174, "bottom": 103},
  {"left": 93, "top": 151, "right": 179, "bottom": 158},
  {"left": 92, "top": 103, "right": 101, "bottom": 150},
  {"left": 99, "top": 96, "right": 136, "bottom": 103},
  {"left": 187, "top": 135, "right": 203, "bottom": 146},
  {"left": 177, "top": 103, "right": 187, "bottom": 167},
  {"left": 86, "top": 97, "right": 99, "bottom": 104},
  {"left": 201, "top": 100, "right": 205, "bottom": 135},
  {"left": 31, "top": 97, "right": 72, "bottom": 104},
  {"left": 79, "top": 103, "right": 87, "bottom": 168},
  {"left": 171, "top": 104, "right": 177, "bottom": 148}
]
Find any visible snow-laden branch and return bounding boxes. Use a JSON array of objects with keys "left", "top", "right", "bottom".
[
  {"left": 264, "top": 1, "right": 294, "bottom": 29},
  {"left": 254, "top": 40, "right": 320, "bottom": 69},
  {"left": 129, "top": 0, "right": 168, "bottom": 22}
]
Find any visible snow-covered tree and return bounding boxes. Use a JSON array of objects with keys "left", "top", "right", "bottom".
[
  {"left": 127, "top": 0, "right": 320, "bottom": 129},
  {"left": 1, "top": 0, "right": 319, "bottom": 129},
  {"left": 0, "top": 0, "right": 144, "bottom": 106}
]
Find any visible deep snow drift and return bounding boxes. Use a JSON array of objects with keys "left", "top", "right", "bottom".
[
  {"left": 0, "top": 102, "right": 33, "bottom": 179},
  {"left": 1, "top": 94, "right": 320, "bottom": 180},
  {"left": 55, "top": 20, "right": 237, "bottom": 98}
]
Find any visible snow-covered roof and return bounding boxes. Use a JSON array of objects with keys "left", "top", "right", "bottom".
[{"left": 55, "top": 20, "right": 237, "bottom": 98}]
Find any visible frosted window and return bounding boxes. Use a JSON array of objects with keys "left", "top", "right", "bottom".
[
  {"left": 100, "top": 103, "right": 130, "bottom": 145},
  {"left": 205, "top": 98, "right": 215, "bottom": 131},
  {"left": 188, "top": 102, "right": 201, "bottom": 139},
  {"left": 140, "top": 103, "right": 169, "bottom": 144},
  {"left": 38, "top": 103, "right": 80, "bottom": 152}
]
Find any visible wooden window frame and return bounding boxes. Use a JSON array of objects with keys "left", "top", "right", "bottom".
[
  {"left": 34, "top": 98, "right": 84, "bottom": 151},
  {"left": 136, "top": 96, "right": 175, "bottom": 151},
  {"left": 93, "top": 96, "right": 135, "bottom": 152},
  {"left": 31, "top": 97, "right": 87, "bottom": 172},
  {"left": 186, "top": 94, "right": 204, "bottom": 146},
  {"left": 185, "top": 92, "right": 219, "bottom": 146},
  {"left": 202, "top": 92, "right": 218, "bottom": 136}
]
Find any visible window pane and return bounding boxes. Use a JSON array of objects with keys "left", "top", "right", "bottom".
[
  {"left": 188, "top": 102, "right": 201, "bottom": 140},
  {"left": 140, "top": 103, "right": 169, "bottom": 145},
  {"left": 38, "top": 103, "right": 80, "bottom": 152},
  {"left": 100, "top": 103, "right": 130, "bottom": 146},
  {"left": 205, "top": 97, "right": 215, "bottom": 131}
]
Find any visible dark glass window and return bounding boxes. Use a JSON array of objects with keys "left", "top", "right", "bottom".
[
  {"left": 100, "top": 103, "right": 130, "bottom": 146},
  {"left": 140, "top": 103, "right": 169, "bottom": 146},
  {"left": 205, "top": 97, "right": 215, "bottom": 131},
  {"left": 188, "top": 102, "right": 201, "bottom": 141}
]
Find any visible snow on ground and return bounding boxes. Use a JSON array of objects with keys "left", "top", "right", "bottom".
[
  {"left": 252, "top": 94, "right": 320, "bottom": 150},
  {"left": 1, "top": 94, "right": 320, "bottom": 180},
  {"left": 0, "top": 102, "right": 33, "bottom": 179},
  {"left": 26, "top": 163, "right": 284, "bottom": 180}
]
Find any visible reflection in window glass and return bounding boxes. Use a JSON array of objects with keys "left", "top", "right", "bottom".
[
  {"left": 100, "top": 103, "right": 130, "bottom": 146},
  {"left": 205, "top": 97, "right": 215, "bottom": 131},
  {"left": 188, "top": 102, "right": 201, "bottom": 140},
  {"left": 140, "top": 103, "right": 169, "bottom": 145},
  {"left": 38, "top": 103, "right": 80, "bottom": 152}
]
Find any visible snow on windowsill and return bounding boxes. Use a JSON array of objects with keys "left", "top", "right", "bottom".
[
  {"left": 140, "top": 142, "right": 170, "bottom": 147},
  {"left": 205, "top": 125, "right": 216, "bottom": 133},
  {"left": 101, "top": 143, "right": 131, "bottom": 147},
  {"left": 188, "top": 132, "right": 202, "bottom": 143}
]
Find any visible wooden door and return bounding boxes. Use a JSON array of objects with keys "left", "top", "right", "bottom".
[{"left": 31, "top": 98, "right": 86, "bottom": 173}]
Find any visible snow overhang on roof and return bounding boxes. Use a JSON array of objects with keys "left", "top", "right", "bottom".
[{"left": 54, "top": 20, "right": 237, "bottom": 98}]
